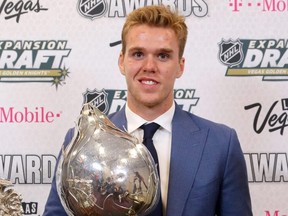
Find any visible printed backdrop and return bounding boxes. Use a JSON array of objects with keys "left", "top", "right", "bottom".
[{"left": 1, "top": 0, "right": 288, "bottom": 215}]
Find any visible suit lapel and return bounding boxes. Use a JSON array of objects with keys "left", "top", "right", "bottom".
[
  {"left": 108, "top": 106, "right": 127, "bottom": 131},
  {"left": 166, "top": 105, "right": 208, "bottom": 216}
]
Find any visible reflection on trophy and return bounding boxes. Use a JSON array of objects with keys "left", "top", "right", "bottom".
[
  {"left": 56, "top": 103, "right": 160, "bottom": 216},
  {"left": 0, "top": 179, "right": 23, "bottom": 216}
]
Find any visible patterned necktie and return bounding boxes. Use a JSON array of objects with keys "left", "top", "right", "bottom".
[{"left": 140, "top": 123, "right": 163, "bottom": 216}]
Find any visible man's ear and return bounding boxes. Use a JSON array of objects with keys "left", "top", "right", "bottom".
[
  {"left": 118, "top": 52, "right": 125, "bottom": 75},
  {"left": 176, "top": 57, "right": 185, "bottom": 78}
]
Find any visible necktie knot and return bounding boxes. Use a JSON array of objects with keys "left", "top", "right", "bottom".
[{"left": 140, "top": 122, "right": 160, "bottom": 140}]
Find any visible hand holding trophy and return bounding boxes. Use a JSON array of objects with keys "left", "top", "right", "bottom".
[{"left": 56, "top": 103, "right": 160, "bottom": 216}]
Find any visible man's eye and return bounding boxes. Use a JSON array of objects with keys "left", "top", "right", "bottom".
[
  {"left": 133, "top": 52, "right": 143, "bottom": 58},
  {"left": 158, "top": 53, "right": 169, "bottom": 60}
]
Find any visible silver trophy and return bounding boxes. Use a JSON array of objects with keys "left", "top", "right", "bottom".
[
  {"left": 0, "top": 179, "right": 23, "bottom": 216},
  {"left": 56, "top": 103, "right": 160, "bottom": 216}
]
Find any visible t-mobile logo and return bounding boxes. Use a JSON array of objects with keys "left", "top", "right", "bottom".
[{"left": 229, "top": 0, "right": 288, "bottom": 12}]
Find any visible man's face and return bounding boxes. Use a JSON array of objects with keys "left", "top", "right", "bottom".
[{"left": 118, "top": 24, "right": 185, "bottom": 114}]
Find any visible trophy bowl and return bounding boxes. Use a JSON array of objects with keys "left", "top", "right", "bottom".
[{"left": 56, "top": 103, "right": 160, "bottom": 216}]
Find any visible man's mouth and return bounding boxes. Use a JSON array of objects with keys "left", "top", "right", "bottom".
[{"left": 141, "top": 80, "right": 157, "bottom": 85}]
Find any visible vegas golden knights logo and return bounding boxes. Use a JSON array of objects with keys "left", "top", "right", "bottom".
[{"left": 77, "top": 0, "right": 107, "bottom": 19}]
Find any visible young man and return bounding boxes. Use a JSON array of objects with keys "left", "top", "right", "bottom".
[{"left": 44, "top": 5, "right": 253, "bottom": 216}]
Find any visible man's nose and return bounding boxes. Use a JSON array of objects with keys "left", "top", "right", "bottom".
[{"left": 143, "top": 56, "right": 157, "bottom": 72}]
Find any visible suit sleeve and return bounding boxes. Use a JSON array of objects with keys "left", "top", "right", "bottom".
[
  {"left": 217, "top": 129, "right": 253, "bottom": 216},
  {"left": 42, "top": 128, "right": 74, "bottom": 216}
]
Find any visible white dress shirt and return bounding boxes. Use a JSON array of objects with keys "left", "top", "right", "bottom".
[{"left": 125, "top": 104, "right": 175, "bottom": 215}]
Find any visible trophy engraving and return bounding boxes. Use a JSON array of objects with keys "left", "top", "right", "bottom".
[
  {"left": 0, "top": 179, "right": 23, "bottom": 216},
  {"left": 56, "top": 103, "right": 160, "bottom": 216}
]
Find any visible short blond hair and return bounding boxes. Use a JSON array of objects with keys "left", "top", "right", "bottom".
[{"left": 121, "top": 5, "right": 188, "bottom": 59}]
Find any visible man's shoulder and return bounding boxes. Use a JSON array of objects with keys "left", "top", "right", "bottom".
[{"left": 178, "top": 108, "right": 234, "bottom": 133}]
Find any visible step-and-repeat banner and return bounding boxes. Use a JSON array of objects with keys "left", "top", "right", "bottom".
[{"left": 1, "top": 0, "right": 288, "bottom": 215}]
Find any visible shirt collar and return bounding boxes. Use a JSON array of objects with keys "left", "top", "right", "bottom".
[{"left": 125, "top": 103, "right": 175, "bottom": 133}]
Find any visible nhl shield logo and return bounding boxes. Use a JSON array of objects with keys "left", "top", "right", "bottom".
[
  {"left": 219, "top": 39, "right": 244, "bottom": 67},
  {"left": 83, "top": 88, "right": 109, "bottom": 114},
  {"left": 77, "top": 0, "right": 107, "bottom": 19}
]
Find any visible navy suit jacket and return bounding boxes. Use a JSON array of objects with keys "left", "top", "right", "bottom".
[{"left": 43, "top": 103, "right": 253, "bottom": 216}]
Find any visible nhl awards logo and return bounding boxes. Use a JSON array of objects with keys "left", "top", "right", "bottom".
[
  {"left": 219, "top": 39, "right": 244, "bottom": 67},
  {"left": 77, "top": 0, "right": 107, "bottom": 19},
  {"left": 77, "top": 0, "right": 209, "bottom": 19}
]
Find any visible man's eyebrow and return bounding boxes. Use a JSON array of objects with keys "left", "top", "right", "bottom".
[
  {"left": 127, "top": 47, "right": 144, "bottom": 52},
  {"left": 158, "top": 48, "right": 174, "bottom": 53},
  {"left": 127, "top": 47, "right": 175, "bottom": 54}
]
